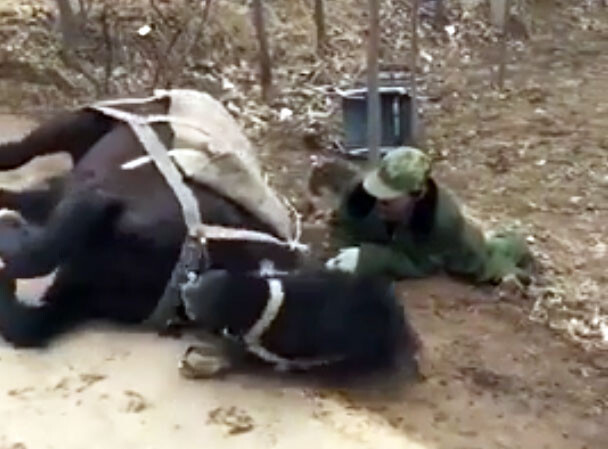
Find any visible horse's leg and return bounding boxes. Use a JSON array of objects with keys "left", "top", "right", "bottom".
[
  {"left": 0, "top": 188, "right": 120, "bottom": 279},
  {"left": 178, "top": 337, "right": 235, "bottom": 379},
  {"left": 0, "top": 176, "right": 67, "bottom": 224},
  {"left": 0, "top": 271, "right": 92, "bottom": 347},
  {"left": 0, "top": 109, "right": 114, "bottom": 170}
]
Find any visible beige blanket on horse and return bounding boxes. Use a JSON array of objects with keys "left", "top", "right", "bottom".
[{"left": 87, "top": 89, "right": 295, "bottom": 242}]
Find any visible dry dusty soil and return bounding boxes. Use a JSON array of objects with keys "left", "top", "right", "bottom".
[{"left": 0, "top": 1, "right": 607, "bottom": 448}]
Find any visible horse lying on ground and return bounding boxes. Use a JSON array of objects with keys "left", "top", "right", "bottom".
[{"left": 0, "top": 90, "right": 420, "bottom": 376}]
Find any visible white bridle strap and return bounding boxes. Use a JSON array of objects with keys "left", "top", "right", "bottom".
[
  {"left": 197, "top": 225, "right": 308, "bottom": 252},
  {"left": 243, "top": 279, "right": 284, "bottom": 344},
  {"left": 236, "top": 278, "right": 339, "bottom": 371}
]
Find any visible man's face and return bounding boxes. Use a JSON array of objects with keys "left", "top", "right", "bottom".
[{"left": 376, "top": 194, "right": 416, "bottom": 222}]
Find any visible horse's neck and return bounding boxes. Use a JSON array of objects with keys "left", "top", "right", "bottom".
[{"left": 216, "top": 275, "right": 271, "bottom": 336}]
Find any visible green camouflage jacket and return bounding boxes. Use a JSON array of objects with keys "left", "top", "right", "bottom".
[{"left": 331, "top": 179, "right": 531, "bottom": 283}]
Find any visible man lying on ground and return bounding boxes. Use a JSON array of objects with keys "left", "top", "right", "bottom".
[{"left": 325, "top": 146, "right": 533, "bottom": 285}]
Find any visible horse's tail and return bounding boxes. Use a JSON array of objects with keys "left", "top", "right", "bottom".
[{"left": 0, "top": 109, "right": 114, "bottom": 170}]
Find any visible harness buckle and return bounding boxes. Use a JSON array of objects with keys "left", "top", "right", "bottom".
[{"left": 144, "top": 233, "right": 209, "bottom": 331}]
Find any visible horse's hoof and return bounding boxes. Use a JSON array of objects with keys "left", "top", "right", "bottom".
[{"left": 178, "top": 344, "right": 231, "bottom": 379}]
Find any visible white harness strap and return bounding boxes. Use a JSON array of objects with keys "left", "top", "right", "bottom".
[
  {"left": 89, "top": 104, "right": 204, "bottom": 237},
  {"left": 120, "top": 150, "right": 309, "bottom": 252},
  {"left": 197, "top": 225, "right": 308, "bottom": 252},
  {"left": 89, "top": 90, "right": 304, "bottom": 246},
  {"left": 120, "top": 148, "right": 203, "bottom": 170},
  {"left": 89, "top": 101, "right": 212, "bottom": 330},
  {"left": 257, "top": 259, "right": 290, "bottom": 277},
  {"left": 92, "top": 92, "right": 168, "bottom": 108},
  {"left": 92, "top": 93, "right": 215, "bottom": 142},
  {"left": 234, "top": 278, "right": 340, "bottom": 371}
]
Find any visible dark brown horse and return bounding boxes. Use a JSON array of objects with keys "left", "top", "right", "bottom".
[
  {"left": 0, "top": 104, "right": 304, "bottom": 347},
  {"left": 0, "top": 93, "right": 420, "bottom": 377}
]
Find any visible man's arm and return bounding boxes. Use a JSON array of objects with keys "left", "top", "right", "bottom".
[{"left": 355, "top": 242, "right": 437, "bottom": 279}]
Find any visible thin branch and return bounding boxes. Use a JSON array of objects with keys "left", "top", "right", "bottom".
[
  {"left": 252, "top": 0, "right": 274, "bottom": 103},
  {"left": 497, "top": 0, "right": 510, "bottom": 89},
  {"left": 77, "top": 0, "right": 93, "bottom": 23},
  {"left": 366, "top": 0, "right": 381, "bottom": 164},
  {"left": 151, "top": 27, "right": 186, "bottom": 88},
  {"left": 162, "top": 3, "right": 211, "bottom": 89},
  {"left": 314, "top": 0, "right": 327, "bottom": 55},
  {"left": 100, "top": 2, "right": 114, "bottom": 95},
  {"left": 58, "top": 48, "right": 102, "bottom": 95},
  {"left": 410, "top": 0, "right": 419, "bottom": 144},
  {"left": 202, "top": 0, "right": 213, "bottom": 22},
  {"left": 149, "top": 0, "right": 171, "bottom": 28},
  {"left": 55, "top": 0, "right": 80, "bottom": 48}
]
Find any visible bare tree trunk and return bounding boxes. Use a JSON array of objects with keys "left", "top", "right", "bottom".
[
  {"left": 100, "top": 3, "right": 113, "bottom": 95},
  {"left": 202, "top": 0, "right": 213, "bottom": 22},
  {"left": 55, "top": 0, "right": 80, "bottom": 48},
  {"left": 410, "top": 0, "right": 419, "bottom": 145},
  {"left": 252, "top": 0, "right": 274, "bottom": 103},
  {"left": 77, "top": 0, "right": 93, "bottom": 23},
  {"left": 434, "top": 0, "right": 446, "bottom": 29},
  {"left": 314, "top": 0, "right": 327, "bottom": 55},
  {"left": 366, "top": 0, "right": 381, "bottom": 165},
  {"left": 497, "top": 0, "right": 510, "bottom": 89}
]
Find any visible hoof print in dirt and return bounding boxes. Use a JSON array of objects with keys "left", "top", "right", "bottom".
[
  {"left": 123, "top": 390, "right": 150, "bottom": 413},
  {"left": 207, "top": 406, "right": 255, "bottom": 435}
]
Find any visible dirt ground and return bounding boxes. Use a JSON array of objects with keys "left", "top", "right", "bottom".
[{"left": 0, "top": 0, "right": 607, "bottom": 448}]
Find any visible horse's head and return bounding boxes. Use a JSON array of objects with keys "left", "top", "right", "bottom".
[{"left": 181, "top": 269, "right": 232, "bottom": 330}]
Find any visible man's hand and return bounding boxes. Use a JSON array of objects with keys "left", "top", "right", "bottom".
[{"left": 325, "top": 247, "right": 360, "bottom": 273}]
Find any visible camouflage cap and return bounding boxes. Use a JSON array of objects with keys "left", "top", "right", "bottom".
[{"left": 363, "top": 147, "right": 432, "bottom": 200}]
